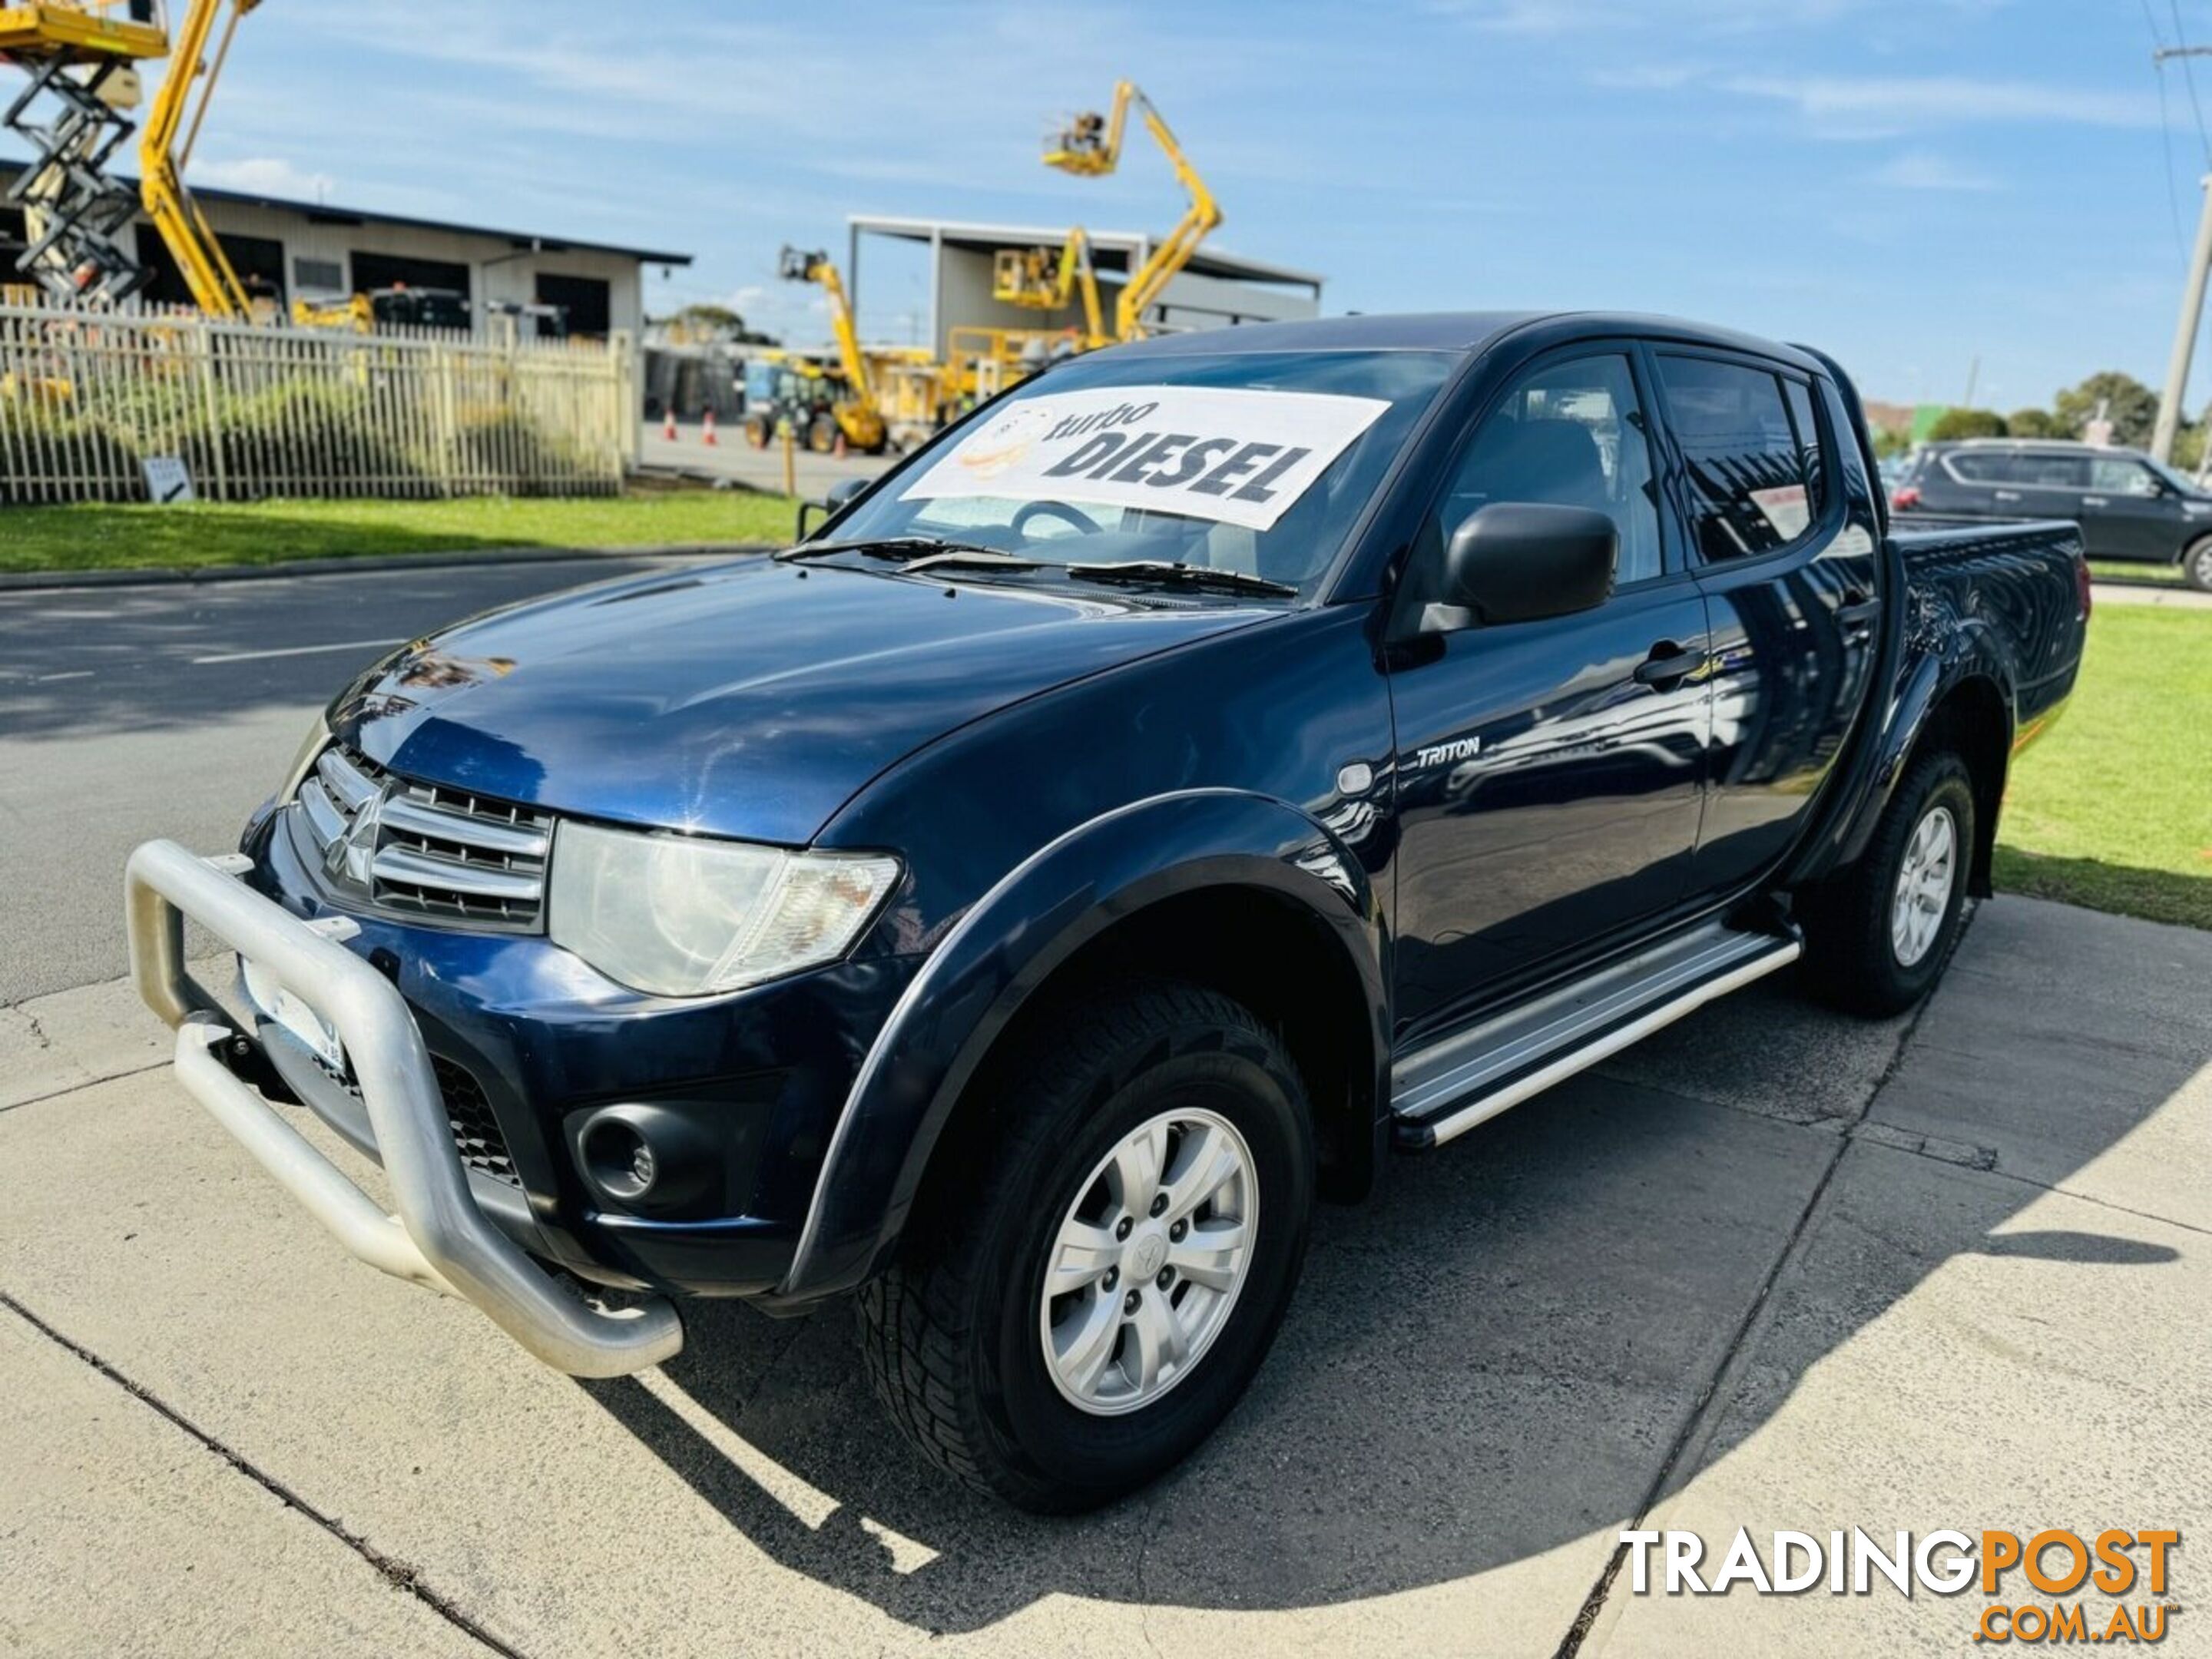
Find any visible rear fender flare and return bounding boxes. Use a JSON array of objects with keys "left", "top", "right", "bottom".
[
  {"left": 1833, "top": 617, "right": 2014, "bottom": 876},
  {"left": 773, "top": 789, "right": 1386, "bottom": 1303}
]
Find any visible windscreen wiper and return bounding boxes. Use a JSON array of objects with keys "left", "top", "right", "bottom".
[
  {"left": 897, "top": 549, "right": 1045, "bottom": 575},
  {"left": 775, "top": 535, "right": 1008, "bottom": 564},
  {"left": 1064, "top": 560, "right": 1300, "bottom": 599}
]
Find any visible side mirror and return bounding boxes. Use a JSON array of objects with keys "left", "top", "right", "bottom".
[
  {"left": 1419, "top": 502, "right": 1618, "bottom": 634},
  {"left": 794, "top": 475, "right": 873, "bottom": 541}
]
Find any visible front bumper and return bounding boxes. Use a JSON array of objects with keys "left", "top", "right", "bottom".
[{"left": 124, "top": 838, "right": 684, "bottom": 1378}]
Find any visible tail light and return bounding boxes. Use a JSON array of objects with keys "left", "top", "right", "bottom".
[
  {"left": 2075, "top": 551, "right": 2093, "bottom": 621},
  {"left": 1890, "top": 485, "right": 1922, "bottom": 511}
]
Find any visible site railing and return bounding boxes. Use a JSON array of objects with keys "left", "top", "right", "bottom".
[{"left": 0, "top": 296, "right": 634, "bottom": 505}]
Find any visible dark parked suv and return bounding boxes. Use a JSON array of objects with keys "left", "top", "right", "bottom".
[{"left": 1894, "top": 438, "right": 2212, "bottom": 590}]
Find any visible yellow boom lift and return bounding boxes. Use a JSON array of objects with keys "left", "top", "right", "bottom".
[
  {"left": 1043, "top": 80, "right": 1220, "bottom": 342},
  {"left": 989, "top": 225, "right": 1108, "bottom": 348},
  {"left": 137, "top": 0, "right": 260, "bottom": 318},
  {"left": 762, "top": 244, "right": 887, "bottom": 453}
]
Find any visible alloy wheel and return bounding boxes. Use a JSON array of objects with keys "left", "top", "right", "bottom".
[
  {"left": 1890, "top": 803, "right": 1957, "bottom": 968},
  {"left": 1038, "top": 1107, "right": 1257, "bottom": 1416}
]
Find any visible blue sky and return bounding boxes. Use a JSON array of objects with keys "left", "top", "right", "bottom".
[{"left": 28, "top": 0, "right": 2212, "bottom": 409}]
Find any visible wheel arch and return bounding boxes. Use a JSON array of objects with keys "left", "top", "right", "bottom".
[
  {"left": 770, "top": 790, "right": 1389, "bottom": 1306},
  {"left": 1914, "top": 671, "right": 2011, "bottom": 898},
  {"left": 1826, "top": 611, "right": 2016, "bottom": 899}
]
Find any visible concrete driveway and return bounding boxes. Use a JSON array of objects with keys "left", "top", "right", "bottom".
[{"left": 3, "top": 893, "right": 2205, "bottom": 1657}]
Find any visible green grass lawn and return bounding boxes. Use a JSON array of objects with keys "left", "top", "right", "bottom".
[
  {"left": 2087, "top": 558, "right": 2186, "bottom": 587},
  {"left": 0, "top": 492, "right": 800, "bottom": 574},
  {"left": 1994, "top": 604, "right": 2211, "bottom": 930}
]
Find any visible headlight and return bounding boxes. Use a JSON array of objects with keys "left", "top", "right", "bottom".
[
  {"left": 278, "top": 715, "right": 330, "bottom": 803},
  {"left": 548, "top": 822, "right": 901, "bottom": 998}
]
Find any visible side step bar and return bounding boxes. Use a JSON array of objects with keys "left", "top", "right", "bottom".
[{"left": 1391, "top": 921, "right": 1802, "bottom": 1150}]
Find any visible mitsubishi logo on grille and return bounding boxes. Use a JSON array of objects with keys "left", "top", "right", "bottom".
[{"left": 323, "top": 783, "right": 389, "bottom": 889}]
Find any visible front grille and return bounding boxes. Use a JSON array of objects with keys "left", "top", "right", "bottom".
[
  {"left": 295, "top": 746, "right": 552, "bottom": 930},
  {"left": 432, "top": 1055, "right": 521, "bottom": 1188}
]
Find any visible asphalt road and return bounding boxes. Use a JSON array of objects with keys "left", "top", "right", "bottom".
[
  {"left": 637, "top": 419, "right": 898, "bottom": 499},
  {"left": 0, "top": 556, "right": 697, "bottom": 1005}
]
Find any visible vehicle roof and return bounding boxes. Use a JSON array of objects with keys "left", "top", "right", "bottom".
[
  {"left": 1105, "top": 310, "right": 1831, "bottom": 375},
  {"left": 1926, "top": 438, "right": 2142, "bottom": 455}
]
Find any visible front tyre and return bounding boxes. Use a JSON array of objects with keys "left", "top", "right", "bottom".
[
  {"left": 1804, "top": 747, "right": 1977, "bottom": 1017},
  {"left": 2184, "top": 536, "right": 2212, "bottom": 594},
  {"left": 856, "top": 981, "right": 1315, "bottom": 1512}
]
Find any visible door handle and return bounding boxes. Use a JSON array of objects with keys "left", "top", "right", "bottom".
[
  {"left": 1836, "top": 595, "right": 1880, "bottom": 626},
  {"left": 1634, "top": 644, "right": 1707, "bottom": 687},
  {"left": 2081, "top": 495, "right": 2108, "bottom": 507},
  {"left": 1993, "top": 490, "right": 2023, "bottom": 502}
]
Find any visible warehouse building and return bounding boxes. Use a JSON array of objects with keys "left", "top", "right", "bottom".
[
  {"left": 843, "top": 214, "right": 1323, "bottom": 350},
  {"left": 0, "top": 164, "right": 690, "bottom": 339}
]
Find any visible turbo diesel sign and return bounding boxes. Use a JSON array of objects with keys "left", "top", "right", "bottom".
[{"left": 897, "top": 383, "right": 1392, "bottom": 531}]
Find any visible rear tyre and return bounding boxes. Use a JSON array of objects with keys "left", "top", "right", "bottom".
[
  {"left": 2184, "top": 536, "right": 2212, "bottom": 594},
  {"left": 856, "top": 980, "right": 1315, "bottom": 1512},
  {"left": 807, "top": 415, "right": 839, "bottom": 454},
  {"left": 1803, "top": 747, "right": 1976, "bottom": 1017}
]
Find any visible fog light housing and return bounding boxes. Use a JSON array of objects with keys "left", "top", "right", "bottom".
[{"left": 575, "top": 1104, "right": 717, "bottom": 1214}]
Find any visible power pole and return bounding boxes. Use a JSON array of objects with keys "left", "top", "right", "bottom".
[
  {"left": 2152, "top": 45, "right": 2212, "bottom": 461},
  {"left": 2154, "top": 175, "right": 2212, "bottom": 462}
]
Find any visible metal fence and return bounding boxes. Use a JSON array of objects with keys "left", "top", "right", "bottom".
[{"left": 0, "top": 299, "right": 634, "bottom": 505}]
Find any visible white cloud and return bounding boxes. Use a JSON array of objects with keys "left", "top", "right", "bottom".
[
  {"left": 1866, "top": 151, "right": 1998, "bottom": 190},
  {"left": 190, "top": 155, "right": 337, "bottom": 201},
  {"left": 1723, "top": 74, "right": 2154, "bottom": 131},
  {"left": 1437, "top": 0, "right": 1982, "bottom": 35}
]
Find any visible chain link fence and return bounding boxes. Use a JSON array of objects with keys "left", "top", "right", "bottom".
[{"left": 0, "top": 298, "right": 634, "bottom": 504}]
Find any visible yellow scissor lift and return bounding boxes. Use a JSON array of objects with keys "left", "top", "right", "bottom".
[
  {"left": 2, "top": 2, "right": 167, "bottom": 301},
  {"left": 4, "top": 0, "right": 263, "bottom": 315}
]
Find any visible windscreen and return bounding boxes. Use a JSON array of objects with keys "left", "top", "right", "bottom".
[{"left": 826, "top": 349, "right": 1459, "bottom": 595}]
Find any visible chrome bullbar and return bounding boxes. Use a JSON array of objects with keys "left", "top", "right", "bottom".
[{"left": 123, "top": 837, "right": 683, "bottom": 1378}]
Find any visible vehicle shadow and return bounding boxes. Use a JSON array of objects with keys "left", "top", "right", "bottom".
[{"left": 575, "top": 912, "right": 2208, "bottom": 1636}]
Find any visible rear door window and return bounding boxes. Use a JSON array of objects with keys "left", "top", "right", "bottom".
[
  {"left": 1654, "top": 354, "right": 1828, "bottom": 561},
  {"left": 2005, "top": 453, "right": 2089, "bottom": 490},
  {"left": 1783, "top": 379, "right": 1826, "bottom": 521}
]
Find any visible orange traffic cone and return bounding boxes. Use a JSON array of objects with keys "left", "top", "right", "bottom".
[
  {"left": 662, "top": 405, "right": 678, "bottom": 442},
  {"left": 833, "top": 429, "right": 848, "bottom": 459},
  {"left": 702, "top": 406, "right": 719, "bottom": 446}
]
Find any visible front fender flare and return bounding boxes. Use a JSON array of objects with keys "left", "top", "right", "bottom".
[{"left": 771, "top": 789, "right": 1387, "bottom": 1305}]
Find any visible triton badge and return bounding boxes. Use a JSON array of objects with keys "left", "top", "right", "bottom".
[{"left": 1414, "top": 736, "right": 1482, "bottom": 769}]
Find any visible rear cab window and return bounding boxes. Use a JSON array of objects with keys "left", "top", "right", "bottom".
[{"left": 1653, "top": 354, "right": 1833, "bottom": 562}]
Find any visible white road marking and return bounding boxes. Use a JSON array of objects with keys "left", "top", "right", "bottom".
[
  {"left": 34, "top": 671, "right": 94, "bottom": 681},
  {"left": 190, "top": 637, "right": 406, "bottom": 666}
]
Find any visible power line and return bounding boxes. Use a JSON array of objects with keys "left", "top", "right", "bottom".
[
  {"left": 2146, "top": 0, "right": 2191, "bottom": 258},
  {"left": 2171, "top": 1, "right": 2212, "bottom": 162}
]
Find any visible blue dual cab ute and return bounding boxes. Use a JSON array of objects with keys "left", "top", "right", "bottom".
[{"left": 126, "top": 312, "right": 2088, "bottom": 1510}]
